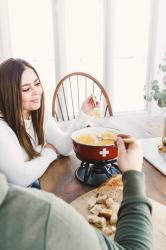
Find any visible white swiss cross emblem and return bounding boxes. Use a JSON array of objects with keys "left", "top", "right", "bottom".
[{"left": 99, "top": 148, "right": 109, "bottom": 157}]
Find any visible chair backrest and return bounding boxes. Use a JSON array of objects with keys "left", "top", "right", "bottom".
[{"left": 52, "top": 72, "right": 113, "bottom": 122}]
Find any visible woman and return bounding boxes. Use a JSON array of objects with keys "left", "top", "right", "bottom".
[{"left": 0, "top": 58, "right": 97, "bottom": 187}]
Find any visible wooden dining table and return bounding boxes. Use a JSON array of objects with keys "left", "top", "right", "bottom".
[
  {"left": 40, "top": 112, "right": 166, "bottom": 205},
  {"left": 40, "top": 112, "right": 166, "bottom": 249}
]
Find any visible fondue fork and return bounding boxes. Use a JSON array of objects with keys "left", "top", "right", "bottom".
[{"left": 96, "top": 135, "right": 135, "bottom": 144}]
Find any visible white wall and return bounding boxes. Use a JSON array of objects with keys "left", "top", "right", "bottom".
[
  {"left": 153, "top": 0, "right": 166, "bottom": 79},
  {"left": 0, "top": 0, "right": 12, "bottom": 62}
]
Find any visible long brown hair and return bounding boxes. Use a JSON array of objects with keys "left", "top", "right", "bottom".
[{"left": 0, "top": 58, "right": 45, "bottom": 159}]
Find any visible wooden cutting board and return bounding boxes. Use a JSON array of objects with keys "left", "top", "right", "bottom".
[{"left": 71, "top": 189, "right": 166, "bottom": 250}]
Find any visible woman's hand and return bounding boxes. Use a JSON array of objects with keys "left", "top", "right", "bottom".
[
  {"left": 44, "top": 143, "right": 58, "bottom": 154},
  {"left": 117, "top": 135, "right": 143, "bottom": 173},
  {"left": 81, "top": 95, "right": 100, "bottom": 116}
]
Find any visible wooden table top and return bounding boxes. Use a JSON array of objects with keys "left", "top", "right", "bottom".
[{"left": 40, "top": 113, "right": 166, "bottom": 205}]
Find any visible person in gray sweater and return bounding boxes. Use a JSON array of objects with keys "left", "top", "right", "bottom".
[{"left": 0, "top": 137, "right": 153, "bottom": 250}]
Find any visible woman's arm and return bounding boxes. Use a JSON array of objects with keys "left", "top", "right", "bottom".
[
  {"left": 0, "top": 125, "right": 57, "bottom": 187},
  {"left": 45, "top": 110, "right": 93, "bottom": 156},
  {"left": 45, "top": 95, "right": 98, "bottom": 156}
]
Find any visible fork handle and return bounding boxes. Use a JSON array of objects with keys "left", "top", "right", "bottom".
[
  {"left": 101, "top": 137, "right": 135, "bottom": 144},
  {"left": 122, "top": 138, "right": 135, "bottom": 144}
]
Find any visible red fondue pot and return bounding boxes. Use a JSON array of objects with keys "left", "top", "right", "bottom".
[{"left": 71, "top": 127, "right": 118, "bottom": 161}]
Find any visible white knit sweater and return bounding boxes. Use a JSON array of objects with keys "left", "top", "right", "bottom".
[{"left": 0, "top": 111, "right": 92, "bottom": 187}]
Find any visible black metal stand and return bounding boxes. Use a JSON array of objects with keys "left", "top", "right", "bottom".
[{"left": 75, "top": 159, "right": 121, "bottom": 187}]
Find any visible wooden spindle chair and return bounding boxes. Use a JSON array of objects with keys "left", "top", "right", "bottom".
[{"left": 52, "top": 72, "right": 113, "bottom": 122}]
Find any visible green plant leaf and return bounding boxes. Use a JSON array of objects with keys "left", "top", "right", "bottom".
[
  {"left": 150, "top": 91, "right": 154, "bottom": 97},
  {"left": 147, "top": 96, "right": 152, "bottom": 102},
  {"left": 160, "top": 89, "right": 166, "bottom": 98},
  {"left": 151, "top": 80, "right": 159, "bottom": 85},
  {"left": 158, "top": 98, "right": 166, "bottom": 107},
  {"left": 144, "top": 53, "right": 166, "bottom": 107},
  {"left": 161, "top": 65, "right": 166, "bottom": 72},
  {"left": 153, "top": 92, "right": 160, "bottom": 100},
  {"left": 152, "top": 85, "right": 160, "bottom": 91}
]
